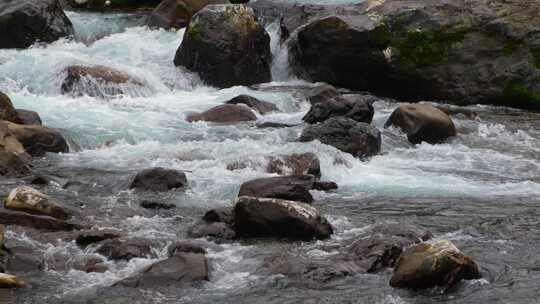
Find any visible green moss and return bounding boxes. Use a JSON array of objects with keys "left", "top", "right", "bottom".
[
  {"left": 501, "top": 81, "right": 540, "bottom": 106},
  {"left": 392, "top": 28, "right": 468, "bottom": 68},
  {"left": 502, "top": 40, "right": 523, "bottom": 56},
  {"left": 187, "top": 23, "right": 202, "bottom": 42}
]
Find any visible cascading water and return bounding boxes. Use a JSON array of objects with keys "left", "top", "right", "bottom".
[{"left": 0, "top": 8, "right": 539, "bottom": 304}]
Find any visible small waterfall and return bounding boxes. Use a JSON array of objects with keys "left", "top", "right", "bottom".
[{"left": 267, "top": 21, "right": 291, "bottom": 82}]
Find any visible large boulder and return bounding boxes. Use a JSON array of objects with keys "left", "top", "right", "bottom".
[
  {"left": 147, "top": 0, "right": 229, "bottom": 29},
  {"left": 238, "top": 176, "right": 317, "bottom": 204},
  {"left": 299, "top": 117, "right": 381, "bottom": 159},
  {"left": 174, "top": 4, "right": 271, "bottom": 88},
  {"left": 186, "top": 104, "right": 257, "bottom": 123},
  {"left": 0, "top": 92, "right": 23, "bottom": 124},
  {"left": 5, "top": 121, "right": 69, "bottom": 157},
  {"left": 390, "top": 240, "right": 481, "bottom": 290},
  {"left": 116, "top": 252, "right": 209, "bottom": 287},
  {"left": 61, "top": 65, "right": 146, "bottom": 98},
  {"left": 225, "top": 95, "right": 278, "bottom": 115},
  {"left": 5, "top": 186, "right": 72, "bottom": 220},
  {"left": 130, "top": 167, "right": 188, "bottom": 192},
  {"left": 303, "top": 94, "right": 375, "bottom": 124},
  {"left": 0, "top": 0, "right": 74, "bottom": 49},
  {"left": 234, "top": 196, "right": 333, "bottom": 240},
  {"left": 384, "top": 104, "right": 457, "bottom": 144},
  {"left": 15, "top": 110, "right": 42, "bottom": 126},
  {"left": 289, "top": 0, "right": 540, "bottom": 110}
]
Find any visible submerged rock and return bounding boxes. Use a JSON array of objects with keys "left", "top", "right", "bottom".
[
  {"left": 234, "top": 196, "right": 333, "bottom": 240},
  {"left": 384, "top": 104, "right": 457, "bottom": 144},
  {"left": 5, "top": 245, "right": 44, "bottom": 272},
  {"left": 202, "top": 207, "right": 234, "bottom": 225},
  {"left": 5, "top": 186, "right": 72, "bottom": 220},
  {"left": 186, "top": 104, "right": 257, "bottom": 123},
  {"left": 76, "top": 229, "right": 122, "bottom": 247},
  {"left": 0, "top": 152, "right": 31, "bottom": 176},
  {"left": 61, "top": 65, "right": 146, "bottom": 98},
  {"left": 167, "top": 241, "right": 207, "bottom": 256},
  {"left": 299, "top": 117, "right": 381, "bottom": 159},
  {"left": 225, "top": 95, "right": 278, "bottom": 115},
  {"left": 188, "top": 222, "right": 235, "bottom": 239},
  {"left": 390, "top": 240, "right": 481, "bottom": 290},
  {"left": 289, "top": 0, "right": 540, "bottom": 110},
  {"left": 266, "top": 153, "right": 321, "bottom": 178},
  {"left": 116, "top": 252, "right": 208, "bottom": 287},
  {"left": 174, "top": 4, "right": 271, "bottom": 88},
  {"left": 147, "top": 0, "right": 229, "bottom": 29},
  {"left": 0, "top": 0, "right": 74, "bottom": 49},
  {"left": 130, "top": 167, "right": 188, "bottom": 192},
  {"left": 0, "top": 273, "right": 24, "bottom": 289},
  {"left": 97, "top": 238, "right": 156, "bottom": 261},
  {"left": 5, "top": 121, "right": 69, "bottom": 157},
  {"left": 140, "top": 200, "right": 176, "bottom": 210}
]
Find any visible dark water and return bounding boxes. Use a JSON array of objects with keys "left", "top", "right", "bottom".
[{"left": 0, "top": 9, "right": 539, "bottom": 304}]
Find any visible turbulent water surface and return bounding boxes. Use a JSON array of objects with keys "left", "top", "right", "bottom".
[{"left": 0, "top": 10, "right": 539, "bottom": 304}]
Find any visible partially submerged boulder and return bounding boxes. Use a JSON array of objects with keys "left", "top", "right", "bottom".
[
  {"left": 225, "top": 95, "right": 278, "bottom": 115},
  {"left": 66, "top": 0, "right": 161, "bottom": 10},
  {"left": 234, "top": 196, "right": 333, "bottom": 240},
  {"left": 5, "top": 186, "right": 72, "bottom": 220},
  {"left": 384, "top": 104, "right": 457, "bottom": 144},
  {"left": 0, "top": 152, "right": 31, "bottom": 176},
  {"left": 238, "top": 176, "right": 316, "bottom": 204},
  {"left": 0, "top": 0, "right": 74, "bottom": 49},
  {"left": 186, "top": 104, "right": 257, "bottom": 123},
  {"left": 0, "top": 92, "right": 23, "bottom": 124},
  {"left": 15, "top": 110, "right": 42, "bottom": 126},
  {"left": 97, "top": 238, "right": 156, "bottom": 261},
  {"left": 303, "top": 94, "right": 375, "bottom": 124},
  {"left": 0, "top": 208, "right": 78, "bottom": 231},
  {"left": 174, "top": 4, "right": 271, "bottom": 88},
  {"left": 202, "top": 207, "right": 234, "bottom": 225},
  {"left": 130, "top": 167, "right": 188, "bottom": 192},
  {"left": 188, "top": 222, "right": 236, "bottom": 239},
  {"left": 147, "top": 0, "right": 229, "bottom": 29},
  {"left": 76, "top": 229, "right": 122, "bottom": 247},
  {"left": 289, "top": 0, "right": 540, "bottom": 110},
  {"left": 5, "top": 121, "right": 69, "bottom": 157},
  {"left": 61, "top": 65, "right": 146, "bottom": 98},
  {"left": 299, "top": 117, "right": 381, "bottom": 159},
  {"left": 266, "top": 153, "right": 321, "bottom": 178},
  {"left": 116, "top": 252, "right": 209, "bottom": 287},
  {"left": 390, "top": 240, "right": 481, "bottom": 290}
]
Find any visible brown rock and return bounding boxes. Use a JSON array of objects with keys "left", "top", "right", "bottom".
[{"left": 186, "top": 104, "right": 257, "bottom": 123}]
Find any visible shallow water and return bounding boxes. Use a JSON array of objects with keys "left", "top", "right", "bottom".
[{"left": 0, "top": 10, "right": 539, "bottom": 304}]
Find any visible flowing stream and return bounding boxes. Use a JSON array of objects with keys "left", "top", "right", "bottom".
[{"left": 0, "top": 10, "right": 539, "bottom": 304}]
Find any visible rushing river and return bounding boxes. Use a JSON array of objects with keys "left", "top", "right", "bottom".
[{"left": 0, "top": 10, "right": 539, "bottom": 304}]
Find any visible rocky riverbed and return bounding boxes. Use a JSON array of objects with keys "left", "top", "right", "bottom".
[{"left": 0, "top": 0, "right": 539, "bottom": 303}]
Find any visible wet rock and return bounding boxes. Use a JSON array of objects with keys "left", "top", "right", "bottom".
[
  {"left": 97, "top": 238, "right": 156, "bottom": 261},
  {"left": 238, "top": 176, "right": 315, "bottom": 204},
  {"left": 147, "top": 0, "right": 229, "bottom": 29},
  {"left": 0, "top": 121, "right": 28, "bottom": 158},
  {"left": 390, "top": 240, "right": 481, "bottom": 290},
  {"left": 5, "top": 186, "right": 71, "bottom": 220},
  {"left": 384, "top": 104, "right": 457, "bottom": 144},
  {"left": 225, "top": 95, "right": 278, "bottom": 115},
  {"left": 186, "top": 104, "right": 257, "bottom": 123},
  {"left": 202, "top": 207, "right": 234, "bottom": 225},
  {"left": 0, "top": 0, "right": 74, "bottom": 49},
  {"left": 61, "top": 65, "right": 146, "bottom": 98},
  {"left": 299, "top": 117, "right": 381, "bottom": 159},
  {"left": 130, "top": 167, "right": 188, "bottom": 192},
  {"left": 66, "top": 0, "right": 161, "bottom": 10},
  {"left": 0, "top": 92, "right": 23, "bottom": 124},
  {"left": 140, "top": 200, "right": 176, "bottom": 210},
  {"left": 76, "top": 229, "right": 122, "bottom": 247},
  {"left": 174, "top": 4, "right": 271, "bottom": 88},
  {"left": 234, "top": 196, "right": 333, "bottom": 240},
  {"left": 0, "top": 273, "right": 24, "bottom": 288},
  {"left": 303, "top": 84, "right": 341, "bottom": 105},
  {"left": 5, "top": 121, "right": 69, "bottom": 157},
  {"left": 267, "top": 153, "right": 321, "bottom": 178},
  {"left": 0, "top": 208, "right": 78, "bottom": 231},
  {"left": 188, "top": 222, "right": 236, "bottom": 239},
  {"left": 255, "top": 122, "right": 297, "bottom": 129},
  {"left": 289, "top": 1, "right": 540, "bottom": 110},
  {"left": 73, "top": 255, "right": 108, "bottom": 273},
  {"left": 167, "top": 241, "right": 207, "bottom": 256},
  {"left": 15, "top": 110, "right": 42, "bottom": 126},
  {"left": 0, "top": 152, "right": 31, "bottom": 176},
  {"left": 303, "top": 94, "right": 374, "bottom": 124},
  {"left": 116, "top": 252, "right": 208, "bottom": 287},
  {"left": 5, "top": 246, "right": 44, "bottom": 272}
]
